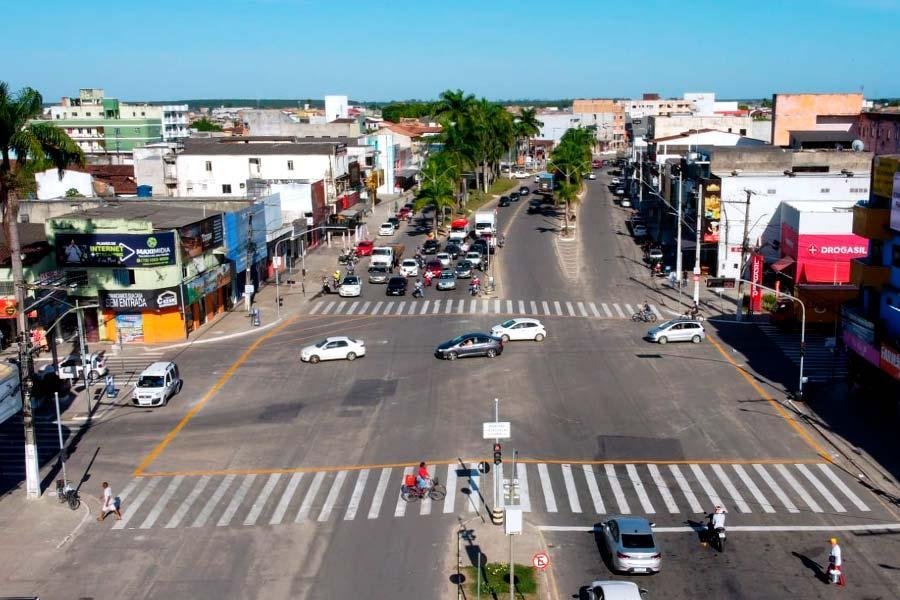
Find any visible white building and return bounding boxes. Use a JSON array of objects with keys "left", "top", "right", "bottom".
[
  {"left": 159, "top": 104, "right": 190, "bottom": 142},
  {"left": 537, "top": 111, "right": 587, "bottom": 144},
  {"left": 325, "top": 95, "right": 349, "bottom": 122},
  {"left": 651, "top": 129, "right": 767, "bottom": 164},
  {"left": 361, "top": 132, "right": 396, "bottom": 195},
  {"left": 34, "top": 168, "right": 94, "bottom": 200},
  {"left": 683, "top": 93, "right": 739, "bottom": 116}
]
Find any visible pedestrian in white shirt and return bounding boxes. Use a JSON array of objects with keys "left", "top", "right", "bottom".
[
  {"left": 827, "top": 537, "right": 845, "bottom": 586},
  {"left": 97, "top": 481, "right": 122, "bottom": 521}
]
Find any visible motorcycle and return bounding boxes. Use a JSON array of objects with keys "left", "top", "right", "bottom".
[
  {"left": 469, "top": 282, "right": 480, "bottom": 296},
  {"left": 707, "top": 515, "right": 726, "bottom": 552},
  {"left": 632, "top": 309, "right": 657, "bottom": 323},
  {"left": 337, "top": 249, "right": 357, "bottom": 265},
  {"left": 412, "top": 286, "right": 424, "bottom": 299}
]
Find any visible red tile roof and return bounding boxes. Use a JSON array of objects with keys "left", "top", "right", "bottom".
[{"left": 71, "top": 164, "right": 137, "bottom": 195}]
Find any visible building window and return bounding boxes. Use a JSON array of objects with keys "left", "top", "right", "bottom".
[
  {"left": 249, "top": 158, "right": 261, "bottom": 167},
  {"left": 739, "top": 128, "right": 747, "bottom": 136},
  {"left": 205, "top": 161, "right": 212, "bottom": 172},
  {"left": 55, "top": 114, "right": 60, "bottom": 120},
  {"left": 767, "top": 189, "right": 776, "bottom": 194},
  {"left": 222, "top": 184, "right": 232, "bottom": 194},
  {"left": 134, "top": 128, "right": 140, "bottom": 133},
  {"left": 239, "top": 182, "right": 245, "bottom": 189},
  {"left": 77, "top": 128, "right": 83, "bottom": 134},
  {"left": 820, "top": 188, "right": 830, "bottom": 193},
  {"left": 141, "top": 112, "right": 145, "bottom": 117},
  {"left": 287, "top": 160, "right": 294, "bottom": 171},
  {"left": 113, "top": 269, "right": 136, "bottom": 285},
  {"left": 85, "top": 112, "right": 91, "bottom": 117}
]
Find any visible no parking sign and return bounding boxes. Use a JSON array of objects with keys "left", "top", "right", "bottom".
[{"left": 532, "top": 551, "right": 550, "bottom": 570}]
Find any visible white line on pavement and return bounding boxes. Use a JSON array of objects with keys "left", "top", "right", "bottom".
[
  {"left": 114, "top": 477, "right": 160, "bottom": 530},
  {"left": 538, "top": 523, "right": 900, "bottom": 533},
  {"left": 394, "top": 467, "right": 413, "bottom": 517},
  {"left": 605, "top": 464, "right": 630, "bottom": 514},
  {"left": 530, "top": 300, "right": 538, "bottom": 315},
  {"left": 589, "top": 302, "right": 601, "bottom": 318},
  {"left": 419, "top": 300, "right": 430, "bottom": 315},
  {"left": 647, "top": 464, "right": 678, "bottom": 514},
  {"left": 668, "top": 465, "right": 703, "bottom": 513},
  {"left": 420, "top": 465, "right": 436, "bottom": 516},
  {"left": 565, "top": 302, "right": 576, "bottom": 316},
  {"left": 166, "top": 476, "right": 210, "bottom": 529},
  {"left": 191, "top": 475, "right": 234, "bottom": 528},
  {"left": 613, "top": 304, "right": 625, "bottom": 318},
  {"left": 816, "top": 464, "right": 869, "bottom": 512},
  {"left": 344, "top": 469, "right": 370, "bottom": 521},
  {"left": 537, "top": 463, "right": 557, "bottom": 513},
  {"left": 140, "top": 476, "right": 183, "bottom": 529},
  {"left": 626, "top": 464, "right": 655, "bottom": 514},
  {"left": 602, "top": 303, "right": 613, "bottom": 318},
  {"left": 270, "top": 473, "right": 303, "bottom": 525},
  {"left": 577, "top": 302, "right": 588, "bottom": 317},
  {"left": 775, "top": 464, "right": 822, "bottom": 513},
  {"left": 318, "top": 470, "right": 348, "bottom": 521},
  {"left": 795, "top": 464, "right": 845, "bottom": 513},
  {"left": 753, "top": 464, "right": 798, "bottom": 513},
  {"left": 244, "top": 473, "right": 281, "bottom": 526},
  {"left": 295, "top": 471, "right": 326, "bottom": 522},
  {"left": 690, "top": 464, "right": 723, "bottom": 508},
  {"left": 561, "top": 464, "right": 582, "bottom": 513},
  {"left": 517, "top": 463, "right": 532, "bottom": 512},
  {"left": 732, "top": 464, "right": 775, "bottom": 513},
  {"left": 518, "top": 300, "right": 525, "bottom": 314},
  {"left": 553, "top": 301, "right": 563, "bottom": 316},
  {"left": 542, "top": 301, "right": 550, "bottom": 315},
  {"left": 581, "top": 465, "right": 605, "bottom": 514},
  {"left": 217, "top": 474, "right": 257, "bottom": 526},
  {"left": 711, "top": 464, "right": 751, "bottom": 513},
  {"left": 443, "top": 465, "right": 457, "bottom": 514},
  {"left": 368, "top": 468, "right": 392, "bottom": 520}
]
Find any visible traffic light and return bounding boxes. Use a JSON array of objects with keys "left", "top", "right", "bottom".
[
  {"left": 493, "top": 443, "right": 502, "bottom": 465},
  {"left": 278, "top": 296, "right": 284, "bottom": 308}
]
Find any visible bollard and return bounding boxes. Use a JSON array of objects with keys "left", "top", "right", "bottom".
[{"left": 491, "top": 506, "right": 504, "bottom": 526}]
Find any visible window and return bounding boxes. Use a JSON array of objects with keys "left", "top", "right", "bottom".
[
  {"left": 239, "top": 182, "right": 245, "bottom": 189},
  {"left": 222, "top": 184, "right": 232, "bottom": 194},
  {"left": 820, "top": 188, "right": 830, "bottom": 193},
  {"left": 112, "top": 269, "right": 135, "bottom": 285},
  {"left": 767, "top": 189, "right": 776, "bottom": 195},
  {"left": 287, "top": 160, "right": 294, "bottom": 171},
  {"left": 55, "top": 114, "right": 60, "bottom": 119},
  {"left": 205, "top": 161, "right": 212, "bottom": 172},
  {"left": 141, "top": 112, "right": 145, "bottom": 117},
  {"left": 77, "top": 128, "right": 83, "bottom": 134},
  {"left": 85, "top": 112, "right": 91, "bottom": 117},
  {"left": 134, "top": 128, "right": 140, "bottom": 133},
  {"left": 249, "top": 158, "right": 261, "bottom": 166},
  {"left": 739, "top": 128, "right": 747, "bottom": 136}
]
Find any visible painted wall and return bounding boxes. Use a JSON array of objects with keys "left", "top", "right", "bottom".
[
  {"left": 35, "top": 169, "right": 94, "bottom": 200},
  {"left": 771, "top": 93, "right": 863, "bottom": 146}
]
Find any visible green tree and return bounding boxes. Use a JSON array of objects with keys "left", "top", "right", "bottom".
[
  {"left": 433, "top": 89, "right": 475, "bottom": 127},
  {"left": 549, "top": 128, "right": 593, "bottom": 234},
  {"left": 64, "top": 187, "right": 83, "bottom": 198},
  {"left": 513, "top": 107, "right": 542, "bottom": 159},
  {"left": 413, "top": 152, "right": 458, "bottom": 233},
  {"left": 0, "top": 82, "right": 83, "bottom": 498},
  {"left": 191, "top": 117, "right": 222, "bottom": 132}
]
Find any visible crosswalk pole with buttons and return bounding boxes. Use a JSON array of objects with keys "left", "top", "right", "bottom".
[{"left": 483, "top": 398, "right": 512, "bottom": 526}]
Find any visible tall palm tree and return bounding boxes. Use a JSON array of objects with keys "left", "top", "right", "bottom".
[
  {"left": 413, "top": 152, "right": 457, "bottom": 233},
  {"left": 549, "top": 134, "right": 592, "bottom": 235},
  {"left": 513, "top": 107, "right": 542, "bottom": 160},
  {"left": 0, "top": 82, "right": 83, "bottom": 498},
  {"left": 433, "top": 89, "right": 475, "bottom": 128}
]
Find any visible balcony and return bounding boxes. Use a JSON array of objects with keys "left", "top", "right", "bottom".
[
  {"left": 850, "top": 257, "right": 891, "bottom": 288},
  {"left": 852, "top": 203, "right": 892, "bottom": 240}
]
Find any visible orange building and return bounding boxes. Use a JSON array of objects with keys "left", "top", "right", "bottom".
[
  {"left": 771, "top": 93, "right": 863, "bottom": 146},
  {"left": 572, "top": 99, "right": 626, "bottom": 149}
]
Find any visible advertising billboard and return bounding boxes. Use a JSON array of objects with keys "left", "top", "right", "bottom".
[
  {"left": 56, "top": 232, "right": 176, "bottom": 268},
  {"left": 892, "top": 172, "right": 900, "bottom": 233},
  {"left": 780, "top": 224, "right": 868, "bottom": 283},
  {"left": 872, "top": 155, "right": 900, "bottom": 199},
  {"left": 178, "top": 216, "right": 223, "bottom": 259},
  {"left": 184, "top": 263, "right": 232, "bottom": 305},
  {"left": 701, "top": 179, "right": 721, "bottom": 243},
  {"left": 749, "top": 252, "right": 763, "bottom": 313},
  {"left": 881, "top": 342, "right": 900, "bottom": 381},
  {"left": 100, "top": 286, "right": 182, "bottom": 313}
]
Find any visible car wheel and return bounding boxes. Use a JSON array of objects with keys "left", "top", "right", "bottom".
[
  {"left": 447, "top": 351, "right": 458, "bottom": 361},
  {"left": 309, "top": 355, "right": 320, "bottom": 364},
  {"left": 346, "top": 352, "right": 357, "bottom": 361},
  {"left": 658, "top": 336, "right": 668, "bottom": 345},
  {"left": 691, "top": 335, "right": 701, "bottom": 344},
  {"left": 534, "top": 333, "right": 545, "bottom": 342},
  {"left": 486, "top": 349, "right": 497, "bottom": 358},
  {"left": 500, "top": 334, "right": 510, "bottom": 343}
]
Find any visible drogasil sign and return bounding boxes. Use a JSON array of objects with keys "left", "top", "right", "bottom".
[{"left": 807, "top": 244, "right": 867, "bottom": 256}]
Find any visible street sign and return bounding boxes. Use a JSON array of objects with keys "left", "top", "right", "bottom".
[
  {"left": 244, "top": 284, "right": 255, "bottom": 294},
  {"left": 706, "top": 277, "right": 735, "bottom": 289},
  {"left": 482, "top": 421, "right": 511, "bottom": 439},
  {"left": 478, "top": 461, "right": 491, "bottom": 474},
  {"left": 532, "top": 551, "right": 551, "bottom": 570},
  {"left": 273, "top": 256, "right": 282, "bottom": 268},
  {"left": 505, "top": 507, "right": 523, "bottom": 535}
]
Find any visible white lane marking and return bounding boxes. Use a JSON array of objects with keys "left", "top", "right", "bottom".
[
  {"left": 494, "top": 299, "right": 501, "bottom": 314},
  {"left": 589, "top": 302, "right": 601, "bottom": 318},
  {"left": 668, "top": 465, "right": 703, "bottom": 513},
  {"left": 711, "top": 464, "right": 750, "bottom": 513},
  {"left": 372, "top": 301, "right": 384, "bottom": 315},
  {"left": 360, "top": 301, "right": 372, "bottom": 314},
  {"left": 507, "top": 300, "right": 513, "bottom": 314},
  {"left": 140, "top": 476, "right": 183, "bottom": 529},
  {"left": 420, "top": 465, "right": 436, "bottom": 516},
  {"left": 270, "top": 473, "right": 304, "bottom": 525},
  {"left": 419, "top": 300, "right": 430, "bottom": 315},
  {"left": 217, "top": 474, "right": 257, "bottom": 526},
  {"left": 482, "top": 300, "right": 490, "bottom": 314},
  {"left": 795, "top": 464, "right": 845, "bottom": 513},
  {"left": 537, "top": 463, "right": 557, "bottom": 513},
  {"left": 602, "top": 303, "right": 613, "bottom": 318},
  {"left": 774, "top": 464, "right": 822, "bottom": 513},
  {"left": 443, "top": 465, "right": 458, "bottom": 514},
  {"left": 166, "top": 476, "right": 210, "bottom": 528},
  {"left": 689, "top": 464, "right": 723, "bottom": 508},
  {"left": 517, "top": 463, "right": 532, "bottom": 512},
  {"left": 467, "top": 462, "right": 481, "bottom": 513},
  {"left": 344, "top": 469, "right": 370, "bottom": 521},
  {"left": 368, "top": 468, "right": 392, "bottom": 519},
  {"left": 542, "top": 301, "right": 550, "bottom": 316},
  {"left": 408, "top": 301, "right": 417, "bottom": 315},
  {"left": 457, "top": 299, "right": 467, "bottom": 314},
  {"left": 295, "top": 471, "right": 326, "bottom": 522},
  {"left": 318, "top": 470, "right": 348, "bottom": 521},
  {"left": 309, "top": 302, "right": 323, "bottom": 315},
  {"left": 432, "top": 299, "right": 441, "bottom": 314},
  {"left": 613, "top": 304, "right": 625, "bottom": 318},
  {"left": 530, "top": 300, "right": 538, "bottom": 315},
  {"left": 322, "top": 301, "right": 336, "bottom": 314},
  {"left": 581, "top": 465, "right": 605, "bottom": 514},
  {"left": 553, "top": 301, "right": 563, "bottom": 316},
  {"left": 394, "top": 467, "right": 413, "bottom": 517},
  {"left": 624, "top": 303, "right": 634, "bottom": 315},
  {"left": 191, "top": 475, "right": 235, "bottom": 528},
  {"left": 647, "top": 464, "right": 678, "bottom": 513},
  {"left": 732, "top": 465, "right": 775, "bottom": 513},
  {"left": 565, "top": 302, "right": 576, "bottom": 316},
  {"left": 561, "top": 464, "right": 582, "bottom": 513},
  {"left": 539, "top": 523, "right": 900, "bottom": 533},
  {"left": 577, "top": 302, "right": 588, "bottom": 317},
  {"left": 113, "top": 477, "right": 160, "bottom": 530},
  {"left": 444, "top": 299, "right": 454, "bottom": 314},
  {"left": 753, "top": 464, "right": 798, "bottom": 513},
  {"left": 331, "top": 302, "right": 346, "bottom": 315},
  {"left": 651, "top": 305, "right": 662, "bottom": 319},
  {"left": 518, "top": 300, "right": 525, "bottom": 313},
  {"left": 396, "top": 301, "right": 406, "bottom": 315},
  {"left": 347, "top": 301, "right": 360, "bottom": 314},
  {"left": 605, "top": 464, "right": 630, "bottom": 514},
  {"left": 816, "top": 464, "right": 870, "bottom": 512},
  {"left": 626, "top": 464, "right": 655, "bottom": 514},
  {"left": 244, "top": 473, "right": 281, "bottom": 526}
]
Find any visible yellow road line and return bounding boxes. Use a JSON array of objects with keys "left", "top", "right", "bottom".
[
  {"left": 133, "top": 315, "right": 299, "bottom": 476},
  {"left": 705, "top": 333, "right": 831, "bottom": 461}
]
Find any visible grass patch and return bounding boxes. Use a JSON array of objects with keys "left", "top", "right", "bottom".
[
  {"left": 464, "top": 562, "right": 538, "bottom": 598},
  {"left": 461, "top": 177, "right": 521, "bottom": 214}
]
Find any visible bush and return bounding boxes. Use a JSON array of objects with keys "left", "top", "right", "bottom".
[
  {"left": 762, "top": 293, "right": 777, "bottom": 312},
  {"left": 465, "top": 562, "right": 537, "bottom": 597}
]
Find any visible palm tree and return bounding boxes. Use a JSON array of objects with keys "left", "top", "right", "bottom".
[
  {"left": 513, "top": 107, "right": 542, "bottom": 160},
  {"left": 433, "top": 89, "right": 475, "bottom": 128},
  {"left": 0, "top": 82, "right": 83, "bottom": 498},
  {"left": 549, "top": 132, "right": 592, "bottom": 235},
  {"left": 413, "top": 153, "right": 457, "bottom": 234}
]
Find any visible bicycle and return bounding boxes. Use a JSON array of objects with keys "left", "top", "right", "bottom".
[
  {"left": 56, "top": 478, "right": 81, "bottom": 510},
  {"left": 401, "top": 477, "right": 447, "bottom": 502}
]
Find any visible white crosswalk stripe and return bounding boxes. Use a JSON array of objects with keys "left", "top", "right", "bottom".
[
  {"left": 613, "top": 304, "right": 625, "bottom": 318},
  {"left": 420, "top": 465, "right": 436, "bottom": 516},
  {"left": 106, "top": 462, "right": 877, "bottom": 531},
  {"left": 602, "top": 303, "right": 613, "bottom": 317},
  {"left": 758, "top": 323, "right": 847, "bottom": 383},
  {"left": 308, "top": 298, "right": 663, "bottom": 319}
]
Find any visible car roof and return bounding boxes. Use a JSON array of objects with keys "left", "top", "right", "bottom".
[
  {"left": 588, "top": 580, "right": 642, "bottom": 600},
  {"left": 607, "top": 516, "right": 654, "bottom": 533},
  {"left": 141, "top": 361, "right": 176, "bottom": 375},
  {"left": 324, "top": 336, "right": 350, "bottom": 342},
  {"left": 401, "top": 258, "right": 417, "bottom": 264}
]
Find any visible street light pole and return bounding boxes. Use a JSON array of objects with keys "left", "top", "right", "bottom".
[
  {"left": 693, "top": 184, "right": 704, "bottom": 304},
  {"left": 735, "top": 189, "right": 753, "bottom": 322},
  {"left": 675, "top": 169, "right": 684, "bottom": 303}
]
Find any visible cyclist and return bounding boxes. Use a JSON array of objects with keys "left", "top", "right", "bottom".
[{"left": 415, "top": 461, "right": 431, "bottom": 491}]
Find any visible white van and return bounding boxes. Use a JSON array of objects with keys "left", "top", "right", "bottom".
[{"left": 132, "top": 362, "right": 182, "bottom": 407}]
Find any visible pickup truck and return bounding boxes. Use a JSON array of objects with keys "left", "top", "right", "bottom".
[{"left": 370, "top": 244, "right": 405, "bottom": 268}]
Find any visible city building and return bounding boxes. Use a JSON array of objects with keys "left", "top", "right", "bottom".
[
  {"left": 0, "top": 224, "right": 58, "bottom": 343},
  {"left": 537, "top": 110, "right": 587, "bottom": 144},
  {"left": 617, "top": 94, "right": 695, "bottom": 118},
  {"left": 648, "top": 114, "right": 768, "bottom": 143},
  {"left": 325, "top": 95, "right": 349, "bottom": 122},
  {"left": 649, "top": 129, "right": 767, "bottom": 164},
  {"left": 243, "top": 110, "right": 362, "bottom": 137},
  {"left": 858, "top": 109, "right": 900, "bottom": 155},
  {"left": 682, "top": 93, "right": 740, "bottom": 116},
  {"left": 771, "top": 93, "right": 863, "bottom": 146},
  {"left": 571, "top": 99, "right": 626, "bottom": 150}
]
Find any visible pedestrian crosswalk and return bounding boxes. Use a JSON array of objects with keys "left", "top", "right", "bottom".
[
  {"left": 757, "top": 324, "right": 847, "bottom": 383},
  {"left": 101, "top": 347, "right": 169, "bottom": 379},
  {"left": 108, "top": 461, "right": 872, "bottom": 532},
  {"left": 307, "top": 298, "right": 663, "bottom": 320}
]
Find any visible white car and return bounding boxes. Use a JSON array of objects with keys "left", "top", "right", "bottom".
[
  {"left": 615, "top": 187, "right": 625, "bottom": 196},
  {"left": 399, "top": 258, "right": 419, "bottom": 277},
  {"left": 436, "top": 252, "right": 451, "bottom": 268},
  {"left": 464, "top": 251, "right": 483, "bottom": 269},
  {"left": 300, "top": 336, "right": 366, "bottom": 364},
  {"left": 513, "top": 170, "right": 530, "bottom": 179},
  {"left": 338, "top": 275, "right": 362, "bottom": 297},
  {"left": 585, "top": 580, "right": 645, "bottom": 600},
  {"left": 621, "top": 198, "right": 631, "bottom": 208},
  {"left": 491, "top": 318, "right": 546, "bottom": 342},
  {"left": 588, "top": 172, "right": 596, "bottom": 180},
  {"left": 378, "top": 222, "right": 395, "bottom": 236}
]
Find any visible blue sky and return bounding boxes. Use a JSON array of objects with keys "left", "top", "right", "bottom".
[{"left": 7, "top": 0, "right": 900, "bottom": 102}]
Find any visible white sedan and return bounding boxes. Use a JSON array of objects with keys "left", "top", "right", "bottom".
[
  {"left": 338, "top": 275, "right": 361, "bottom": 297},
  {"left": 490, "top": 318, "right": 546, "bottom": 342},
  {"left": 436, "top": 252, "right": 452, "bottom": 268},
  {"left": 399, "top": 258, "right": 419, "bottom": 277},
  {"left": 514, "top": 171, "right": 530, "bottom": 179},
  {"left": 378, "top": 222, "right": 395, "bottom": 236},
  {"left": 300, "top": 336, "right": 366, "bottom": 364}
]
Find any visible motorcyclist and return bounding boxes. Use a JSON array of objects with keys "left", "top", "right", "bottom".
[
  {"left": 413, "top": 279, "right": 424, "bottom": 298},
  {"left": 709, "top": 505, "right": 727, "bottom": 531},
  {"left": 642, "top": 300, "right": 651, "bottom": 315},
  {"left": 332, "top": 269, "right": 341, "bottom": 285},
  {"left": 688, "top": 301, "right": 700, "bottom": 319},
  {"left": 423, "top": 270, "right": 434, "bottom": 285}
]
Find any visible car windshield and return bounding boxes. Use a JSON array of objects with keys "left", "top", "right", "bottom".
[
  {"left": 621, "top": 533, "right": 655, "bottom": 549},
  {"left": 440, "top": 272, "right": 454, "bottom": 278},
  {"left": 500, "top": 319, "right": 516, "bottom": 328},
  {"left": 137, "top": 375, "right": 165, "bottom": 388},
  {"left": 369, "top": 267, "right": 388, "bottom": 273},
  {"left": 342, "top": 277, "right": 359, "bottom": 285},
  {"left": 402, "top": 260, "right": 416, "bottom": 266},
  {"left": 389, "top": 277, "right": 405, "bottom": 284},
  {"left": 314, "top": 339, "right": 331, "bottom": 348}
]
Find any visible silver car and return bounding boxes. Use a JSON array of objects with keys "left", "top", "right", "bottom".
[
  {"left": 465, "top": 251, "right": 483, "bottom": 269},
  {"left": 600, "top": 516, "right": 661, "bottom": 574},
  {"left": 646, "top": 318, "right": 705, "bottom": 344}
]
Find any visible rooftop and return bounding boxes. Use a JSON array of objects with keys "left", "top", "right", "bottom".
[
  {"left": 181, "top": 138, "right": 345, "bottom": 156},
  {"left": 51, "top": 201, "right": 223, "bottom": 229},
  {"left": 783, "top": 200, "right": 857, "bottom": 212},
  {"left": 0, "top": 223, "right": 50, "bottom": 267}
]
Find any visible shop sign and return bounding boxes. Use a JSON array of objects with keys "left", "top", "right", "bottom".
[
  {"left": 880, "top": 342, "right": 900, "bottom": 381},
  {"left": 891, "top": 172, "right": 900, "bottom": 233},
  {"left": 872, "top": 156, "right": 900, "bottom": 199},
  {"left": 842, "top": 330, "right": 880, "bottom": 366},
  {"left": 100, "top": 286, "right": 182, "bottom": 312},
  {"left": 0, "top": 298, "right": 17, "bottom": 319},
  {"left": 179, "top": 215, "right": 223, "bottom": 259},
  {"left": 115, "top": 313, "right": 144, "bottom": 343},
  {"left": 749, "top": 253, "right": 763, "bottom": 313},
  {"left": 184, "top": 263, "right": 232, "bottom": 305},
  {"left": 56, "top": 232, "right": 176, "bottom": 268}
]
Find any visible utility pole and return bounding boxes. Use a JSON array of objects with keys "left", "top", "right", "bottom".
[
  {"left": 245, "top": 212, "right": 254, "bottom": 313},
  {"left": 735, "top": 189, "right": 753, "bottom": 322},
  {"left": 675, "top": 168, "right": 684, "bottom": 302},
  {"left": 75, "top": 299, "right": 92, "bottom": 416},
  {"left": 16, "top": 278, "right": 39, "bottom": 498},
  {"left": 693, "top": 184, "right": 704, "bottom": 304}
]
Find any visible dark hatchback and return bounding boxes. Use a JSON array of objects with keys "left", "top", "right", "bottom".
[
  {"left": 445, "top": 242, "right": 461, "bottom": 259},
  {"left": 499, "top": 196, "right": 510, "bottom": 207},
  {"left": 434, "top": 333, "right": 503, "bottom": 360},
  {"left": 386, "top": 276, "right": 408, "bottom": 296},
  {"left": 423, "top": 239, "right": 440, "bottom": 254}
]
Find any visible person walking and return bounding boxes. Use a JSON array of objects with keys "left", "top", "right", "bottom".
[
  {"left": 826, "top": 537, "right": 845, "bottom": 586},
  {"left": 97, "top": 481, "right": 122, "bottom": 521}
]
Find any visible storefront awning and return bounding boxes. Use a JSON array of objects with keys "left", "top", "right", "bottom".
[{"left": 771, "top": 256, "right": 796, "bottom": 272}]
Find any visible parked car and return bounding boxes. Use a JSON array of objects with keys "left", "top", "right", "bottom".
[
  {"left": 436, "top": 270, "right": 457, "bottom": 290},
  {"left": 621, "top": 197, "right": 632, "bottom": 208},
  {"left": 300, "top": 336, "right": 366, "bottom": 364},
  {"left": 632, "top": 224, "right": 648, "bottom": 238},
  {"left": 368, "top": 265, "right": 391, "bottom": 284},
  {"left": 588, "top": 172, "right": 596, "bottom": 180},
  {"left": 338, "top": 275, "right": 362, "bottom": 297},
  {"left": 399, "top": 258, "right": 419, "bottom": 277},
  {"left": 646, "top": 319, "right": 705, "bottom": 345},
  {"left": 645, "top": 247, "right": 664, "bottom": 263},
  {"left": 519, "top": 186, "right": 529, "bottom": 195},
  {"left": 378, "top": 222, "right": 396, "bottom": 236},
  {"left": 132, "top": 362, "right": 182, "bottom": 407},
  {"left": 356, "top": 239, "right": 375, "bottom": 256},
  {"left": 490, "top": 318, "right": 546, "bottom": 342},
  {"left": 599, "top": 516, "right": 661, "bottom": 574},
  {"left": 386, "top": 276, "right": 408, "bottom": 296},
  {"left": 513, "top": 170, "right": 530, "bottom": 179},
  {"left": 611, "top": 177, "right": 621, "bottom": 185},
  {"left": 499, "top": 196, "right": 511, "bottom": 207},
  {"left": 615, "top": 187, "right": 625, "bottom": 196},
  {"left": 436, "top": 252, "right": 452, "bottom": 268},
  {"left": 423, "top": 239, "right": 440, "bottom": 254},
  {"left": 57, "top": 352, "right": 108, "bottom": 381},
  {"left": 434, "top": 333, "right": 503, "bottom": 360},
  {"left": 454, "top": 260, "right": 474, "bottom": 278},
  {"left": 509, "top": 192, "right": 519, "bottom": 202}
]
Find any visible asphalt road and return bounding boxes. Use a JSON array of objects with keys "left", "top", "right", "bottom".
[{"left": 6, "top": 172, "right": 899, "bottom": 599}]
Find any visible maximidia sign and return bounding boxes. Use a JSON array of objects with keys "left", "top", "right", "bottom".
[{"left": 100, "top": 287, "right": 182, "bottom": 312}]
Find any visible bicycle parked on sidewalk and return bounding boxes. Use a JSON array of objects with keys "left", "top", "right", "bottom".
[{"left": 56, "top": 478, "right": 80, "bottom": 510}]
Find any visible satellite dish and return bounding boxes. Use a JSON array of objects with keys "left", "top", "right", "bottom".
[{"left": 851, "top": 139, "right": 865, "bottom": 152}]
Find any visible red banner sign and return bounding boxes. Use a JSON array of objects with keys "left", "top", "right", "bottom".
[
  {"left": 749, "top": 252, "right": 763, "bottom": 313},
  {"left": 780, "top": 224, "right": 868, "bottom": 284},
  {"left": 881, "top": 343, "right": 900, "bottom": 381}
]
